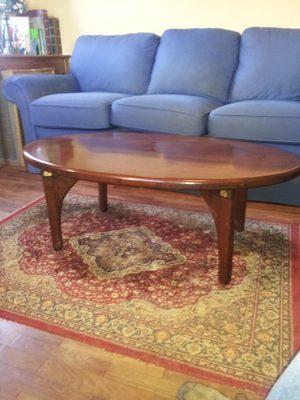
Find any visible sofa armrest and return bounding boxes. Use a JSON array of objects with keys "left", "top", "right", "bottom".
[
  {"left": 3, "top": 73, "right": 79, "bottom": 104},
  {"left": 3, "top": 74, "right": 80, "bottom": 143}
]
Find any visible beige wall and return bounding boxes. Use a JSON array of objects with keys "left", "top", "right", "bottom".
[{"left": 27, "top": 0, "right": 300, "bottom": 54}]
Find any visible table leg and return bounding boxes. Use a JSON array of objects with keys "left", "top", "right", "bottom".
[
  {"left": 42, "top": 171, "right": 77, "bottom": 251},
  {"left": 98, "top": 183, "right": 108, "bottom": 212},
  {"left": 202, "top": 189, "right": 247, "bottom": 284},
  {"left": 233, "top": 188, "right": 247, "bottom": 232}
]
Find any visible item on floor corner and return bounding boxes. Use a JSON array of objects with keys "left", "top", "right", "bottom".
[
  {"left": 266, "top": 352, "right": 300, "bottom": 400},
  {"left": 0, "top": 193, "right": 299, "bottom": 398},
  {"left": 177, "top": 352, "right": 300, "bottom": 400},
  {"left": 23, "top": 131, "right": 300, "bottom": 284},
  {"left": 177, "top": 382, "right": 248, "bottom": 399}
]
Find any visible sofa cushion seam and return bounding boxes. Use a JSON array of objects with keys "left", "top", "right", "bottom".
[
  {"left": 114, "top": 102, "right": 214, "bottom": 117},
  {"left": 34, "top": 122, "right": 109, "bottom": 129},
  {"left": 31, "top": 103, "right": 113, "bottom": 110},
  {"left": 212, "top": 113, "right": 300, "bottom": 119},
  {"left": 209, "top": 134, "right": 300, "bottom": 144}
]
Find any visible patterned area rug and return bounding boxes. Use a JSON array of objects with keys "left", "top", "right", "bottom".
[{"left": 0, "top": 194, "right": 299, "bottom": 397}]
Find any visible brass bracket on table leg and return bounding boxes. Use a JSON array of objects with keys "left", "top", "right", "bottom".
[
  {"left": 43, "top": 170, "right": 53, "bottom": 177},
  {"left": 220, "top": 189, "right": 232, "bottom": 199}
]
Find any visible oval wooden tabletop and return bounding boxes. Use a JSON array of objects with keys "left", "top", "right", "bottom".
[{"left": 23, "top": 131, "right": 300, "bottom": 190}]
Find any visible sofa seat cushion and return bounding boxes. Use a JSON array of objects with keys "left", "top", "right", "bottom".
[
  {"left": 208, "top": 100, "right": 300, "bottom": 143},
  {"left": 30, "top": 92, "right": 130, "bottom": 130},
  {"left": 231, "top": 28, "right": 300, "bottom": 101},
  {"left": 111, "top": 94, "right": 222, "bottom": 136},
  {"left": 70, "top": 33, "right": 160, "bottom": 94},
  {"left": 148, "top": 29, "right": 240, "bottom": 102}
]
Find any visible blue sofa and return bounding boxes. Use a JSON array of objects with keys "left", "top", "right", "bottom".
[{"left": 3, "top": 28, "right": 300, "bottom": 205}]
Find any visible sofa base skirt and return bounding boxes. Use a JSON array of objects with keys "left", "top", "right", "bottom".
[
  {"left": 247, "top": 176, "right": 300, "bottom": 206},
  {"left": 241, "top": 142, "right": 300, "bottom": 206}
]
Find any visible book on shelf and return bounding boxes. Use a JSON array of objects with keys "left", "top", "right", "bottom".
[
  {"left": 48, "top": 17, "right": 55, "bottom": 54},
  {"left": 48, "top": 17, "right": 62, "bottom": 55},
  {"left": 26, "top": 9, "right": 51, "bottom": 55},
  {"left": 52, "top": 17, "right": 62, "bottom": 54}
]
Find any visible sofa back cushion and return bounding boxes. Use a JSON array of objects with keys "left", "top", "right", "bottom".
[
  {"left": 147, "top": 29, "right": 240, "bottom": 102},
  {"left": 231, "top": 27, "right": 300, "bottom": 101},
  {"left": 70, "top": 33, "right": 160, "bottom": 94}
]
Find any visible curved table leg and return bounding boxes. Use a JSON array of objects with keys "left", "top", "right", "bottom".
[
  {"left": 42, "top": 171, "right": 77, "bottom": 251},
  {"left": 98, "top": 183, "right": 108, "bottom": 212},
  {"left": 203, "top": 189, "right": 247, "bottom": 284}
]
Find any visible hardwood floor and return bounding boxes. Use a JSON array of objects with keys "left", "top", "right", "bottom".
[{"left": 0, "top": 165, "right": 299, "bottom": 400}]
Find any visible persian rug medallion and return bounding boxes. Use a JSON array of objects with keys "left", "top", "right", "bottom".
[
  {"left": 69, "top": 225, "right": 186, "bottom": 278},
  {"left": 0, "top": 194, "right": 299, "bottom": 397}
]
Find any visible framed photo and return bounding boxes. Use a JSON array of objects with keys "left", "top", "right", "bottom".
[
  {"left": 6, "top": 16, "right": 30, "bottom": 54},
  {"left": 0, "top": 15, "right": 31, "bottom": 55}
]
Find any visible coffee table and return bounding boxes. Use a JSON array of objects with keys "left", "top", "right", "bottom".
[{"left": 23, "top": 131, "right": 300, "bottom": 284}]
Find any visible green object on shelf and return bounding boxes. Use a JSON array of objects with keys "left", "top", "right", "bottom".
[
  {"left": 30, "top": 27, "right": 38, "bottom": 39},
  {"left": 30, "top": 27, "right": 39, "bottom": 55}
]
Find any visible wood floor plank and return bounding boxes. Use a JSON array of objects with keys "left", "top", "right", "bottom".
[
  {"left": 56, "top": 338, "right": 119, "bottom": 364},
  {"left": 21, "top": 325, "right": 64, "bottom": 345},
  {"left": 9, "top": 333, "right": 60, "bottom": 358},
  {"left": 0, "top": 319, "right": 25, "bottom": 346},
  {"left": 53, "top": 340, "right": 184, "bottom": 399},
  {"left": 0, "top": 394, "right": 17, "bottom": 400},
  {"left": 0, "top": 345, "right": 46, "bottom": 374},
  {"left": 91, "top": 375, "right": 156, "bottom": 400},
  {"left": 0, "top": 361, "right": 93, "bottom": 400},
  {"left": 105, "top": 355, "right": 165, "bottom": 389},
  {"left": 38, "top": 340, "right": 112, "bottom": 398},
  {"left": 16, "top": 394, "right": 44, "bottom": 400}
]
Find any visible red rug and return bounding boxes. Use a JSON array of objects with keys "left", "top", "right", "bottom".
[{"left": 0, "top": 194, "right": 299, "bottom": 397}]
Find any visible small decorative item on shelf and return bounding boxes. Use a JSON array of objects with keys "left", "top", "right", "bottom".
[
  {"left": 0, "top": 0, "right": 29, "bottom": 54},
  {"left": 2, "top": 0, "right": 28, "bottom": 15}
]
